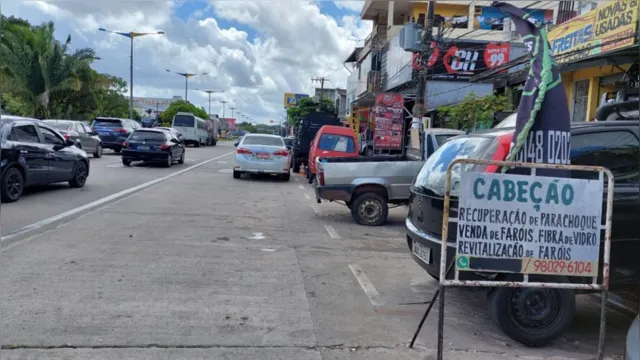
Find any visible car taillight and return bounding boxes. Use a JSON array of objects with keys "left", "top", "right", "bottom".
[
  {"left": 63, "top": 133, "right": 70, "bottom": 140},
  {"left": 115, "top": 128, "right": 128, "bottom": 133},
  {"left": 318, "top": 170, "right": 325, "bottom": 186},
  {"left": 160, "top": 144, "right": 170, "bottom": 150},
  {"left": 122, "top": 141, "right": 129, "bottom": 148},
  {"left": 237, "top": 148, "right": 252, "bottom": 154},
  {"left": 273, "top": 150, "right": 288, "bottom": 156}
]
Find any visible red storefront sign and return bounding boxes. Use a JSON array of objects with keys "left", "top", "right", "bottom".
[{"left": 374, "top": 93, "right": 404, "bottom": 150}]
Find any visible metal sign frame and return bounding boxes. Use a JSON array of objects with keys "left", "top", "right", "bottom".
[{"left": 437, "top": 158, "right": 614, "bottom": 360}]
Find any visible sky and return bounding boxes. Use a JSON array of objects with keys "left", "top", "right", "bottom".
[{"left": 3, "top": 0, "right": 371, "bottom": 124}]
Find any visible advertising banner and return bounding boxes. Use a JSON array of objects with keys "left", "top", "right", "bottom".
[
  {"left": 283, "top": 93, "right": 310, "bottom": 108},
  {"left": 456, "top": 171, "right": 603, "bottom": 277},
  {"left": 132, "top": 97, "right": 178, "bottom": 112},
  {"left": 496, "top": 2, "right": 571, "bottom": 178},
  {"left": 374, "top": 94, "right": 403, "bottom": 150},
  {"left": 419, "top": 41, "right": 511, "bottom": 81},
  {"left": 223, "top": 118, "right": 237, "bottom": 130},
  {"left": 548, "top": 0, "right": 638, "bottom": 63}
]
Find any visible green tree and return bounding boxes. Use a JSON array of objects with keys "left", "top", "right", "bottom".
[
  {"left": 438, "top": 92, "right": 510, "bottom": 131},
  {"left": 237, "top": 121, "right": 257, "bottom": 133},
  {"left": 159, "top": 100, "right": 208, "bottom": 126},
  {"left": 0, "top": 19, "right": 97, "bottom": 119},
  {"left": 286, "top": 97, "right": 336, "bottom": 128}
]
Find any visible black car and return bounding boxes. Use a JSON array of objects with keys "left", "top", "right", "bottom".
[
  {"left": 406, "top": 121, "right": 640, "bottom": 347},
  {"left": 90, "top": 117, "right": 141, "bottom": 153},
  {"left": 0, "top": 116, "right": 90, "bottom": 203},
  {"left": 121, "top": 129, "right": 185, "bottom": 167}
]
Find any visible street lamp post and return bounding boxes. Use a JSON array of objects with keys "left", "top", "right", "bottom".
[
  {"left": 98, "top": 28, "right": 164, "bottom": 119},
  {"left": 166, "top": 70, "right": 208, "bottom": 102},
  {"left": 219, "top": 100, "right": 228, "bottom": 118},
  {"left": 196, "top": 89, "right": 224, "bottom": 118}
]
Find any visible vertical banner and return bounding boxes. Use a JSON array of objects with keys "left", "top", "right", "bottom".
[
  {"left": 494, "top": 2, "right": 571, "bottom": 177},
  {"left": 374, "top": 94, "right": 404, "bottom": 150}
]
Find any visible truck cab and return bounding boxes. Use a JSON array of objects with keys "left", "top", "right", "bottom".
[{"left": 306, "top": 125, "right": 358, "bottom": 183}]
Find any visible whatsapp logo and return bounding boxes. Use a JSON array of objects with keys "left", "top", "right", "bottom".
[{"left": 457, "top": 256, "right": 469, "bottom": 269}]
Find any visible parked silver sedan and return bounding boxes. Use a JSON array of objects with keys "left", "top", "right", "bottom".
[
  {"left": 43, "top": 120, "right": 103, "bottom": 158},
  {"left": 233, "top": 134, "right": 291, "bottom": 181}
]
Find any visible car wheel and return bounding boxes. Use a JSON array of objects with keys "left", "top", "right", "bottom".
[
  {"left": 93, "top": 143, "right": 103, "bottom": 158},
  {"left": 487, "top": 275, "right": 575, "bottom": 347},
  {"left": 308, "top": 174, "right": 315, "bottom": 184},
  {"left": 212, "top": 140, "right": 217, "bottom": 147},
  {"left": 165, "top": 153, "right": 173, "bottom": 167},
  {"left": 281, "top": 172, "right": 290, "bottom": 182},
  {"left": 293, "top": 159, "right": 300, "bottom": 173},
  {"left": 1, "top": 167, "right": 24, "bottom": 203},
  {"left": 350, "top": 192, "right": 388, "bottom": 226},
  {"left": 233, "top": 169, "right": 242, "bottom": 179},
  {"left": 122, "top": 158, "right": 132, "bottom": 166},
  {"left": 194, "top": 142, "right": 200, "bottom": 148},
  {"left": 69, "top": 161, "right": 88, "bottom": 188},
  {"left": 178, "top": 151, "right": 185, "bottom": 164}
]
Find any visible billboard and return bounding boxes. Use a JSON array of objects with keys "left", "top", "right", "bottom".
[
  {"left": 283, "top": 93, "right": 310, "bottom": 108},
  {"left": 416, "top": 41, "right": 511, "bottom": 81},
  {"left": 374, "top": 93, "right": 403, "bottom": 151},
  {"left": 548, "top": 0, "right": 638, "bottom": 63},
  {"left": 132, "top": 97, "right": 180, "bottom": 112}
]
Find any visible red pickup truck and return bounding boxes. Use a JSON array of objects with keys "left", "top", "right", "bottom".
[{"left": 306, "top": 125, "right": 358, "bottom": 184}]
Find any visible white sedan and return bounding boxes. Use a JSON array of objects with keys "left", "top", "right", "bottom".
[{"left": 233, "top": 134, "right": 291, "bottom": 181}]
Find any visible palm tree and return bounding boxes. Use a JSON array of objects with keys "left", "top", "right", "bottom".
[{"left": 0, "top": 20, "right": 97, "bottom": 119}]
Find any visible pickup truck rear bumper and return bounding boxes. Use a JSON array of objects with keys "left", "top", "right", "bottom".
[{"left": 314, "top": 184, "right": 354, "bottom": 203}]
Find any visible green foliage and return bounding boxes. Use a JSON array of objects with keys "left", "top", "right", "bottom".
[
  {"left": 286, "top": 97, "right": 336, "bottom": 128},
  {"left": 238, "top": 121, "right": 257, "bottom": 133},
  {"left": 158, "top": 100, "right": 208, "bottom": 126},
  {"left": 438, "top": 92, "right": 510, "bottom": 131}
]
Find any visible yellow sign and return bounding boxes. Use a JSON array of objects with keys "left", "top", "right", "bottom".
[
  {"left": 548, "top": 0, "right": 638, "bottom": 63},
  {"left": 283, "top": 93, "right": 309, "bottom": 108}
]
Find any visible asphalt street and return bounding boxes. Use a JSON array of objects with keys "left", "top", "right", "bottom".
[{"left": 0, "top": 141, "right": 633, "bottom": 359}]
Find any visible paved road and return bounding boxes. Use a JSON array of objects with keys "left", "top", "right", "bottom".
[
  {"left": 0, "top": 141, "right": 633, "bottom": 359},
  {"left": 1, "top": 144, "right": 233, "bottom": 236}
]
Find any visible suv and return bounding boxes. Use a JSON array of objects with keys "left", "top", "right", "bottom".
[
  {"left": 90, "top": 117, "right": 140, "bottom": 153},
  {"left": 406, "top": 121, "right": 639, "bottom": 347}
]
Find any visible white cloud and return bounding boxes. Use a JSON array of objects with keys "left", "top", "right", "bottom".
[
  {"left": 6, "top": 0, "right": 371, "bottom": 124},
  {"left": 334, "top": 1, "right": 365, "bottom": 13}
]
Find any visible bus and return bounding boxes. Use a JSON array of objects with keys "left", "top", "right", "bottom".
[{"left": 171, "top": 112, "right": 208, "bottom": 147}]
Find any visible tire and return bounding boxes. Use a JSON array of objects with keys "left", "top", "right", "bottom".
[
  {"left": 122, "top": 158, "right": 132, "bottom": 166},
  {"left": 1, "top": 167, "right": 24, "bottom": 203},
  {"left": 212, "top": 140, "right": 217, "bottom": 147},
  {"left": 178, "top": 151, "right": 185, "bottom": 164},
  {"left": 487, "top": 275, "right": 576, "bottom": 347},
  {"left": 308, "top": 174, "right": 314, "bottom": 184},
  {"left": 233, "top": 170, "right": 241, "bottom": 179},
  {"left": 69, "top": 161, "right": 88, "bottom": 188},
  {"left": 114, "top": 147, "right": 122, "bottom": 154},
  {"left": 165, "top": 153, "right": 173, "bottom": 168},
  {"left": 281, "top": 172, "right": 290, "bottom": 182},
  {"left": 350, "top": 192, "right": 388, "bottom": 226},
  {"left": 194, "top": 141, "right": 200, "bottom": 148},
  {"left": 93, "top": 143, "right": 103, "bottom": 158},
  {"left": 293, "top": 159, "right": 300, "bottom": 173}
]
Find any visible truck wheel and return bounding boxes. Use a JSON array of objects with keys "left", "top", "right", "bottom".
[
  {"left": 350, "top": 192, "right": 388, "bottom": 226},
  {"left": 487, "top": 275, "right": 575, "bottom": 347},
  {"left": 293, "top": 159, "right": 300, "bottom": 173}
]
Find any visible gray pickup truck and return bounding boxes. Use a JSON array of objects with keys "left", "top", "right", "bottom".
[{"left": 314, "top": 128, "right": 464, "bottom": 226}]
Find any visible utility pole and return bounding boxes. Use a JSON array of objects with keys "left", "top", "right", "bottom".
[
  {"left": 311, "top": 77, "right": 330, "bottom": 102},
  {"left": 196, "top": 89, "right": 223, "bottom": 118}
]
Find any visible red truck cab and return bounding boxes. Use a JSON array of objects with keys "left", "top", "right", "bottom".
[{"left": 306, "top": 125, "right": 358, "bottom": 183}]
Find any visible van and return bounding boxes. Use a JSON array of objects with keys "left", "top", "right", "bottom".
[{"left": 171, "top": 112, "right": 208, "bottom": 147}]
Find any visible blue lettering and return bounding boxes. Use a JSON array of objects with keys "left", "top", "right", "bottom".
[
  {"left": 530, "top": 182, "right": 542, "bottom": 204},
  {"left": 473, "top": 178, "right": 485, "bottom": 199}
]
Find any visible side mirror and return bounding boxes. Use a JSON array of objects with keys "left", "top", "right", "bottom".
[
  {"left": 65, "top": 139, "right": 75, "bottom": 147},
  {"left": 234, "top": 142, "right": 239, "bottom": 147}
]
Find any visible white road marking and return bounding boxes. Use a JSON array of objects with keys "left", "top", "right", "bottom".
[
  {"left": 324, "top": 224, "right": 340, "bottom": 239},
  {"left": 218, "top": 169, "right": 233, "bottom": 173},
  {"left": 217, "top": 161, "right": 227, "bottom": 164},
  {"left": 106, "top": 164, "right": 123, "bottom": 168},
  {"left": 349, "top": 264, "right": 383, "bottom": 307},
  {"left": 249, "top": 232, "right": 265, "bottom": 240},
  {"left": 261, "top": 248, "right": 276, "bottom": 252},
  {"left": 298, "top": 185, "right": 305, "bottom": 190},
  {"left": 304, "top": 193, "right": 311, "bottom": 200},
  {"left": 1, "top": 151, "right": 235, "bottom": 246},
  {"left": 311, "top": 205, "right": 321, "bottom": 215}
]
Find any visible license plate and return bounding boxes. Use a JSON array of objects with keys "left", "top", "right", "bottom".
[
  {"left": 256, "top": 153, "right": 270, "bottom": 160},
  {"left": 412, "top": 241, "right": 431, "bottom": 264},
  {"left": 98, "top": 131, "right": 109, "bottom": 136},
  {"left": 138, "top": 146, "right": 150, "bottom": 150}
]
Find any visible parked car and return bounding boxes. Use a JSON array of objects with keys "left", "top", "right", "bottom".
[
  {"left": 283, "top": 136, "right": 295, "bottom": 150},
  {"left": 406, "top": 121, "right": 640, "bottom": 347},
  {"left": 90, "top": 117, "right": 141, "bottom": 153},
  {"left": 121, "top": 128, "right": 185, "bottom": 167},
  {"left": 233, "top": 134, "right": 291, "bottom": 181},
  {"left": 0, "top": 116, "right": 90, "bottom": 203},
  {"left": 156, "top": 127, "right": 182, "bottom": 140},
  {"left": 306, "top": 125, "right": 359, "bottom": 184},
  {"left": 313, "top": 128, "right": 464, "bottom": 226},
  {"left": 42, "top": 120, "right": 103, "bottom": 158}
]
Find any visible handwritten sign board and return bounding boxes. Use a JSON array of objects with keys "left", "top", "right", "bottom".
[{"left": 455, "top": 171, "right": 603, "bottom": 277}]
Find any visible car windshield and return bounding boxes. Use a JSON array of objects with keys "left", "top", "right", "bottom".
[
  {"left": 43, "top": 121, "right": 73, "bottom": 130},
  {"left": 318, "top": 134, "right": 355, "bottom": 152},
  {"left": 414, "top": 136, "right": 495, "bottom": 196},
  {"left": 129, "top": 131, "right": 166, "bottom": 141},
  {"left": 173, "top": 115, "right": 194, "bottom": 127},
  {"left": 241, "top": 136, "right": 284, "bottom": 146},
  {"left": 93, "top": 119, "right": 123, "bottom": 128}
]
